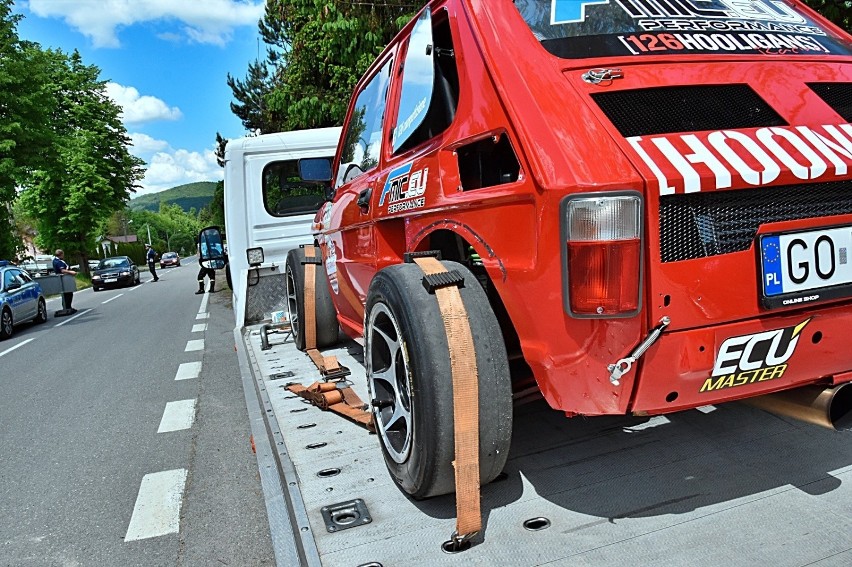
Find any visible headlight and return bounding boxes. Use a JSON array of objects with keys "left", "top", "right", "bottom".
[
  {"left": 120, "top": 271, "right": 130, "bottom": 276},
  {"left": 92, "top": 275, "right": 101, "bottom": 280}
]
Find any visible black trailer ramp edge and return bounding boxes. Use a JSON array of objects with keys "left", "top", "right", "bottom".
[{"left": 235, "top": 327, "right": 322, "bottom": 567}]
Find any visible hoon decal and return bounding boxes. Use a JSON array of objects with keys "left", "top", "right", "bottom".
[
  {"left": 379, "top": 163, "right": 428, "bottom": 213},
  {"left": 628, "top": 124, "right": 852, "bottom": 195},
  {"left": 701, "top": 318, "right": 810, "bottom": 392}
]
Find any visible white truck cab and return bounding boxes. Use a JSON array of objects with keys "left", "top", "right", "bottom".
[{"left": 224, "top": 127, "right": 341, "bottom": 325}]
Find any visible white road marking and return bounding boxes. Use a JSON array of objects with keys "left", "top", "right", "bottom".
[
  {"left": 101, "top": 294, "right": 123, "bottom": 304},
  {"left": 195, "top": 313, "right": 209, "bottom": 320},
  {"left": 198, "top": 293, "right": 209, "bottom": 314},
  {"left": 126, "top": 284, "right": 142, "bottom": 293},
  {"left": 55, "top": 309, "right": 91, "bottom": 327},
  {"left": 157, "top": 399, "right": 197, "bottom": 433},
  {"left": 0, "top": 338, "right": 34, "bottom": 358},
  {"left": 191, "top": 323, "right": 207, "bottom": 333},
  {"left": 185, "top": 339, "right": 204, "bottom": 352},
  {"left": 124, "top": 469, "right": 188, "bottom": 542},
  {"left": 174, "top": 361, "right": 202, "bottom": 381}
]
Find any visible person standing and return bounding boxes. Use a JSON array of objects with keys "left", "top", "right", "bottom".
[
  {"left": 52, "top": 249, "right": 77, "bottom": 314},
  {"left": 195, "top": 240, "right": 216, "bottom": 294},
  {"left": 145, "top": 244, "right": 159, "bottom": 282}
]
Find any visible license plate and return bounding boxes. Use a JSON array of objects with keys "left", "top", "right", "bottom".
[
  {"left": 760, "top": 225, "right": 852, "bottom": 308},
  {"left": 105, "top": 278, "right": 117, "bottom": 283}
]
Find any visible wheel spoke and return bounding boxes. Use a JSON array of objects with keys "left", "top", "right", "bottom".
[{"left": 384, "top": 401, "right": 410, "bottom": 433}]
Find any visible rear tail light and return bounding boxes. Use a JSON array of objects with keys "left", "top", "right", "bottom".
[{"left": 563, "top": 194, "right": 643, "bottom": 317}]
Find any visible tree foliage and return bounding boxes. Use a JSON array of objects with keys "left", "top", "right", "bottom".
[
  {"left": 0, "top": 1, "right": 144, "bottom": 264},
  {"left": 228, "top": 0, "right": 417, "bottom": 134},
  {"left": 804, "top": 0, "right": 852, "bottom": 32},
  {"left": 16, "top": 48, "right": 145, "bottom": 265}
]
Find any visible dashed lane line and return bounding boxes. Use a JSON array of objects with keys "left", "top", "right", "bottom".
[
  {"left": 185, "top": 339, "right": 204, "bottom": 352},
  {"left": 0, "top": 338, "right": 34, "bottom": 358},
  {"left": 198, "top": 293, "right": 209, "bottom": 314},
  {"left": 195, "top": 312, "right": 209, "bottom": 320},
  {"left": 124, "top": 469, "right": 188, "bottom": 542},
  {"left": 157, "top": 399, "right": 197, "bottom": 433},
  {"left": 101, "top": 293, "right": 123, "bottom": 304},
  {"left": 191, "top": 323, "right": 207, "bottom": 333},
  {"left": 174, "top": 361, "right": 202, "bottom": 381}
]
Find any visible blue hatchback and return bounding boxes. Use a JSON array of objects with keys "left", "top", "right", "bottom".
[{"left": 0, "top": 261, "right": 48, "bottom": 339}]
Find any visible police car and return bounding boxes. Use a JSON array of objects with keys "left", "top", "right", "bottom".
[{"left": 0, "top": 260, "right": 48, "bottom": 340}]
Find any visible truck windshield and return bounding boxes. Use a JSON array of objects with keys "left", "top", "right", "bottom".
[{"left": 513, "top": 0, "right": 852, "bottom": 59}]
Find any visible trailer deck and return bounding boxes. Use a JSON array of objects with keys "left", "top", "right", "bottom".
[{"left": 239, "top": 323, "right": 852, "bottom": 566}]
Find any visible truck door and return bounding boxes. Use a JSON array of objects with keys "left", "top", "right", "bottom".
[{"left": 327, "top": 56, "right": 394, "bottom": 329}]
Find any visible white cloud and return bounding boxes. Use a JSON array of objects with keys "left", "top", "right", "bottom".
[
  {"left": 27, "top": 0, "right": 264, "bottom": 48},
  {"left": 129, "top": 132, "right": 169, "bottom": 154},
  {"left": 129, "top": 140, "right": 222, "bottom": 197},
  {"left": 106, "top": 82, "right": 182, "bottom": 124}
]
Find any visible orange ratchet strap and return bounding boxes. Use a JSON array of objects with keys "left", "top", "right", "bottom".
[
  {"left": 413, "top": 255, "right": 482, "bottom": 544},
  {"left": 296, "top": 245, "right": 372, "bottom": 430}
]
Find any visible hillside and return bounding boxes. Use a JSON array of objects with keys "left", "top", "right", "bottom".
[{"left": 129, "top": 181, "right": 217, "bottom": 212}]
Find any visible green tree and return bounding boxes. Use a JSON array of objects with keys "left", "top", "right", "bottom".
[
  {"left": 229, "top": 0, "right": 416, "bottom": 133},
  {"left": 804, "top": 0, "right": 852, "bottom": 32},
  {"left": 0, "top": 0, "right": 54, "bottom": 258},
  {"left": 17, "top": 48, "right": 145, "bottom": 266}
]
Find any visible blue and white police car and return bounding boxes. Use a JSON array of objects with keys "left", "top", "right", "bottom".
[{"left": 0, "top": 260, "right": 48, "bottom": 339}]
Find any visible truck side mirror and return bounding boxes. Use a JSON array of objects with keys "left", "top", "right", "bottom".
[
  {"left": 198, "top": 226, "right": 227, "bottom": 270},
  {"left": 298, "top": 157, "right": 332, "bottom": 182}
]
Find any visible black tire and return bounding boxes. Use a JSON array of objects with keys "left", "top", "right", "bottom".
[
  {"left": 225, "top": 262, "right": 232, "bottom": 291},
  {"left": 35, "top": 298, "right": 48, "bottom": 324},
  {"left": 365, "top": 260, "right": 512, "bottom": 499},
  {"left": 0, "top": 307, "right": 13, "bottom": 340},
  {"left": 285, "top": 247, "right": 338, "bottom": 350},
  {"left": 93, "top": 286, "right": 101, "bottom": 292}
]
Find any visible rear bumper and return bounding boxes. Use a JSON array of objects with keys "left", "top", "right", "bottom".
[{"left": 630, "top": 303, "right": 852, "bottom": 414}]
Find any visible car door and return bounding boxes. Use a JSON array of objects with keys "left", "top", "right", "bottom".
[
  {"left": 3, "top": 269, "right": 27, "bottom": 321},
  {"left": 325, "top": 55, "right": 395, "bottom": 329},
  {"left": 14, "top": 269, "right": 38, "bottom": 320}
]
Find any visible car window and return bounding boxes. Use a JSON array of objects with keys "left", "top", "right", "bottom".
[
  {"left": 17, "top": 270, "right": 32, "bottom": 283},
  {"left": 336, "top": 57, "right": 394, "bottom": 187},
  {"left": 3, "top": 270, "right": 15, "bottom": 290}
]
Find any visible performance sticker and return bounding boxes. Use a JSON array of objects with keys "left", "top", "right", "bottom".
[
  {"left": 701, "top": 318, "right": 810, "bottom": 393},
  {"left": 379, "top": 163, "right": 428, "bottom": 214},
  {"left": 527, "top": 0, "right": 852, "bottom": 58},
  {"left": 627, "top": 123, "right": 852, "bottom": 195}
]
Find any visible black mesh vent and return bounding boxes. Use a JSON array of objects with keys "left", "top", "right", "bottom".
[
  {"left": 807, "top": 83, "right": 852, "bottom": 122},
  {"left": 659, "top": 181, "right": 852, "bottom": 263},
  {"left": 591, "top": 85, "right": 786, "bottom": 137}
]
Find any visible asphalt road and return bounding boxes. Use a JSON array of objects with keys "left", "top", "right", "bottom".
[{"left": 0, "top": 260, "right": 274, "bottom": 566}]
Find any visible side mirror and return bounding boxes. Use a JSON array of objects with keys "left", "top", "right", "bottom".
[
  {"left": 198, "top": 226, "right": 227, "bottom": 270},
  {"left": 298, "top": 157, "right": 332, "bottom": 182},
  {"left": 5, "top": 281, "right": 22, "bottom": 291}
]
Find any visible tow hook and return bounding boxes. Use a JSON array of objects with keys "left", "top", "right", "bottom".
[{"left": 607, "top": 317, "right": 670, "bottom": 386}]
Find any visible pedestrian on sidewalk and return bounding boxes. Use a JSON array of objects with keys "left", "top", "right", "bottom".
[
  {"left": 145, "top": 244, "right": 159, "bottom": 282},
  {"left": 52, "top": 249, "right": 77, "bottom": 314}
]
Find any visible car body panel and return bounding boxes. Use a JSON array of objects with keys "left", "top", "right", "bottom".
[{"left": 1, "top": 265, "right": 45, "bottom": 335}]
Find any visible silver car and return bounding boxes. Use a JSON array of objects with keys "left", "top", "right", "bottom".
[{"left": 1, "top": 262, "right": 48, "bottom": 339}]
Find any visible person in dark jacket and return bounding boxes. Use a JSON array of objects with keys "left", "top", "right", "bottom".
[
  {"left": 52, "top": 249, "right": 77, "bottom": 313},
  {"left": 145, "top": 244, "right": 159, "bottom": 282}
]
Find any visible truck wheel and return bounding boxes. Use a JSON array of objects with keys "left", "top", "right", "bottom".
[
  {"left": 35, "top": 298, "right": 48, "bottom": 324},
  {"left": 365, "top": 261, "right": 512, "bottom": 499},
  {"left": 285, "top": 246, "right": 338, "bottom": 351},
  {"left": 0, "top": 308, "right": 13, "bottom": 340},
  {"left": 225, "top": 262, "right": 232, "bottom": 291}
]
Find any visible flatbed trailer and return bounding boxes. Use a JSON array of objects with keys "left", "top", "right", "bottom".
[{"left": 236, "top": 318, "right": 852, "bottom": 567}]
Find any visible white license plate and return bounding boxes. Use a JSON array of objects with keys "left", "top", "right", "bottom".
[
  {"left": 760, "top": 225, "right": 852, "bottom": 300},
  {"left": 104, "top": 278, "right": 117, "bottom": 283}
]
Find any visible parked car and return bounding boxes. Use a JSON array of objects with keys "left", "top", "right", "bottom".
[
  {"left": 0, "top": 260, "right": 48, "bottom": 339},
  {"left": 91, "top": 256, "right": 140, "bottom": 291},
  {"left": 19, "top": 255, "right": 54, "bottom": 277},
  {"left": 159, "top": 252, "right": 180, "bottom": 268}
]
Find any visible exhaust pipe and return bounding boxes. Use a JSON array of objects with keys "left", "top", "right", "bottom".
[{"left": 743, "top": 383, "right": 852, "bottom": 431}]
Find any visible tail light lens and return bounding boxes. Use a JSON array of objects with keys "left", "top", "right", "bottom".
[{"left": 564, "top": 194, "right": 642, "bottom": 317}]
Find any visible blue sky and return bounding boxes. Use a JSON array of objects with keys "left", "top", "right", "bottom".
[{"left": 13, "top": 0, "right": 266, "bottom": 196}]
